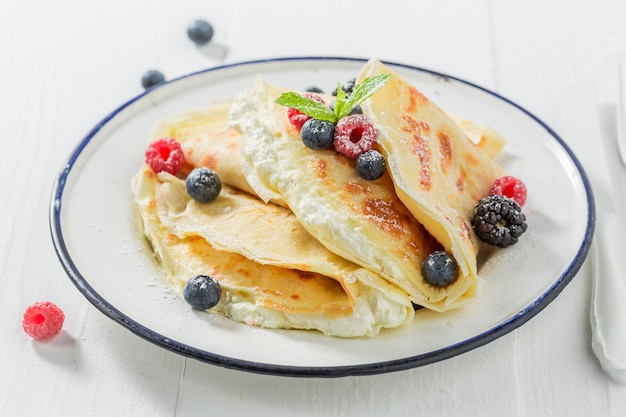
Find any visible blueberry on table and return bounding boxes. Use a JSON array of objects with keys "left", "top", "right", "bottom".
[
  {"left": 301, "top": 118, "right": 335, "bottom": 150},
  {"left": 186, "top": 167, "right": 222, "bottom": 202},
  {"left": 141, "top": 69, "right": 165, "bottom": 89},
  {"left": 355, "top": 150, "right": 386, "bottom": 180},
  {"left": 187, "top": 19, "right": 214, "bottom": 45},
  {"left": 421, "top": 251, "right": 459, "bottom": 287},
  {"left": 183, "top": 275, "right": 221, "bottom": 310}
]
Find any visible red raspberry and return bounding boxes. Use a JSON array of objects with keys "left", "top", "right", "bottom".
[
  {"left": 333, "top": 114, "right": 378, "bottom": 158},
  {"left": 22, "top": 301, "right": 65, "bottom": 341},
  {"left": 286, "top": 93, "right": 325, "bottom": 131},
  {"left": 145, "top": 137, "right": 185, "bottom": 175},
  {"left": 489, "top": 176, "right": 527, "bottom": 206}
]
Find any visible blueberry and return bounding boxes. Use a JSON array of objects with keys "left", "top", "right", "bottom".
[
  {"left": 355, "top": 150, "right": 386, "bottom": 180},
  {"left": 141, "top": 70, "right": 165, "bottom": 89},
  {"left": 187, "top": 19, "right": 214, "bottom": 45},
  {"left": 183, "top": 275, "right": 221, "bottom": 310},
  {"left": 421, "top": 251, "right": 459, "bottom": 287},
  {"left": 301, "top": 118, "right": 335, "bottom": 150},
  {"left": 329, "top": 102, "right": 362, "bottom": 115},
  {"left": 186, "top": 167, "right": 222, "bottom": 202},
  {"left": 305, "top": 86, "right": 324, "bottom": 94}
]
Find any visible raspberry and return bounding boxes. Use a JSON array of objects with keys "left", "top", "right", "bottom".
[
  {"left": 489, "top": 176, "right": 527, "bottom": 206},
  {"left": 333, "top": 114, "right": 378, "bottom": 158},
  {"left": 145, "top": 137, "right": 185, "bottom": 175},
  {"left": 471, "top": 194, "right": 527, "bottom": 248},
  {"left": 286, "top": 93, "right": 325, "bottom": 131},
  {"left": 22, "top": 301, "right": 65, "bottom": 341}
]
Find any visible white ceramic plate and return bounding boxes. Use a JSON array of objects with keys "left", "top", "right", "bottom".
[{"left": 50, "top": 57, "right": 593, "bottom": 377}]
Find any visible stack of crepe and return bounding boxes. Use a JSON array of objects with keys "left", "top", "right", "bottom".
[{"left": 132, "top": 59, "right": 506, "bottom": 337}]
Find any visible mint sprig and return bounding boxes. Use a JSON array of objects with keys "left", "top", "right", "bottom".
[{"left": 275, "top": 73, "right": 391, "bottom": 123}]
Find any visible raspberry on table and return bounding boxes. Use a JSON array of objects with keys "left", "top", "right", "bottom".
[
  {"left": 22, "top": 301, "right": 65, "bottom": 341},
  {"left": 489, "top": 176, "right": 527, "bottom": 206},
  {"left": 333, "top": 114, "right": 378, "bottom": 158},
  {"left": 145, "top": 137, "right": 185, "bottom": 175}
]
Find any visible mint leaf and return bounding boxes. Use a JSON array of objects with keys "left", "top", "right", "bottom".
[
  {"left": 274, "top": 73, "right": 391, "bottom": 123},
  {"left": 338, "top": 73, "right": 391, "bottom": 119},
  {"left": 274, "top": 92, "right": 336, "bottom": 122},
  {"left": 332, "top": 82, "right": 348, "bottom": 120}
]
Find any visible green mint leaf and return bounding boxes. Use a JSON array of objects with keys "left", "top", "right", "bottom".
[
  {"left": 337, "top": 73, "right": 391, "bottom": 120},
  {"left": 275, "top": 92, "right": 336, "bottom": 122},
  {"left": 333, "top": 82, "right": 348, "bottom": 120}
]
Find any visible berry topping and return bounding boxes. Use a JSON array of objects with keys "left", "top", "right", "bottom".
[
  {"left": 301, "top": 118, "right": 336, "bottom": 150},
  {"left": 421, "top": 251, "right": 459, "bottom": 287},
  {"left": 141, "top": 69, "right": 165, "bottom": 89},
  {"left": 330, "top": 102, "right": 362, "bottom": 115},
  {"left": 145, "top": 137, "right": 185, "bottom": 175},
  {"left": 183, "top": 275, "right": 222, "bottom": 310},
  {"left": 489, "top": 176, "right": 527, "bottom": 206},
  {"left": 305, "top": 86, "right": 324, "bottom": 94},
  {"left": 333, "top": 114, "right": 378, "bottom": 158},
  {"left": 187, "top": 19, "right": 214, "bottom": 45},
  {"left": 332, "top": 78, "right": 356, "bottom": 97},
  {"left": 286, "top": 93, "right": 325, "bottom": 131},
  {"left": 471, "top": 194, "right": 528, "bottom": 248},
  {"left": 355, "top": 150, "right": 386, "bottom": 180},
  {"left": 22, "top": 301, "right": 65, "bottom": 341},
  {"left": 186, "top": 167, "right": 222, "bottom": 202}
]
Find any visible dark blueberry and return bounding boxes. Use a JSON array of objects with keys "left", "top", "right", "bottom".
[
  {"left": 355, "top": 150, "right": 386, "bottom": 180},
  {"left": 186, "top": 167, "right": 222, "bottom": 202},
  {"left": 421, "top": 251, "right": 459, "bottom": 287},
  {"left": 329, "top": 102, "right": 362, "bottom": 115},
  {"left": 183, "top": 275, "right": 221, "bottom": 310},
  {"left": 301, "top": 118, "right": 335, "bottom": 150},
  {"left": 332, "top": 78, "right": 356, "bottom": 96},
  {"left": 471, "top": 194, "right": 528, "bottom": 248},
  {"left": 350, "top": 105, "right": 362, "bottom": 114},
  {"left": 187, "top": 19, "right": 214, "bottom": 45},
  {"left": 141, "top": 70, "right": 165, "bottom": 89},
  {"left": 305, "top": 86, "right": 324, "bottom": 94}
]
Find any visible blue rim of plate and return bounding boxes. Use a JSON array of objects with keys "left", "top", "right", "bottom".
[{"left": 49, "top": 56, "right": 595, "bottom": 378}]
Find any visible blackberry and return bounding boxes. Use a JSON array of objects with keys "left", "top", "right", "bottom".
[
  {"left": 471, "top": 194, "right": 527, "bottom": 248},
  {"left": 187, "top": 19, "right": 214, "bottom": 45},
  {"left": 183, "top": 275, "right": 221, "bottom": 310},
  {"left": 300, "top": 118, "right": 335, "bottom": 150},
  {"left": 421, "top": 251, "right": 459, "bottom": 287},
  {"left": 186, "top": 167, "right": 222, "bottom": 202},
  {"left": 332, "top": 78, "right": 356, "bottom": 97}
]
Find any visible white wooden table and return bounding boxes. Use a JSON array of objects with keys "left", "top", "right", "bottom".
[{"left": 2, "top": 1, "right": 626, "bottom": 415}]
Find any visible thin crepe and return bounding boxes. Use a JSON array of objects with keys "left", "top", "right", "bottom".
[
  {"left": 357, "top": 59, "right": 505, "bottom": 282},
  {"left": 132, "top": 165, "right": 414, "bottom": 337},
  {"left": 230, "top": 76, "right": 478, "bottom": 311}
]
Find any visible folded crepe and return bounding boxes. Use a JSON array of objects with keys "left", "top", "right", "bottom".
[
  {"left": 132, "top": 165, "right": 414, "bottom": 337},
  {"left": 356, "top": 59, "right": 505, "bottom": 282},
  {"left": 230, "top": 76, "right": 487, "bottom": 312}
]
